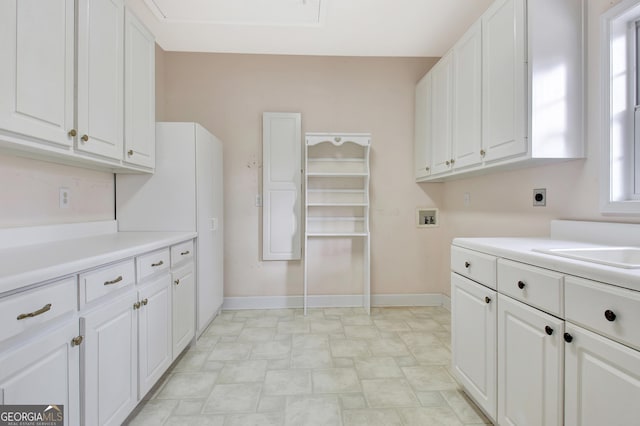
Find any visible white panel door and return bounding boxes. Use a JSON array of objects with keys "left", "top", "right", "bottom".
[
  {"left": 138, "top": 275, "right": 172, "bottom": 398},
  {"left": 498, "top": 294, "right": 564, "bottom": 426},
  {"left": 430, "top": 53, "right": 454, "bottom": 175},
  {"left": 482, "top": 0, "right": 526, "bottom": 162},
  {"left": 414, "top": 72, "right": 432, "bottom": 180},
  {"left": 81, "top": 290, "right": 138, "bottom": 426},
  {"left": 262, "top": 112, "right": 302, "bottom": 260},
  {"left": 124, "top": 8, "right": 155, "bottom": 168},
  {"left": 453, "top": 21, "right": 483, "bottom": 169},
  {"left": 77, "top": 0, "right": 124, "bottom": 160},
  {"left": 0, "top": 0, "right": 74, "bottom": 147},
  {"left": 172, "top": 264, "right": 195, "bottom": 359},
  {"left": 565, "top": 323, "right": 640, "bottom": 426},
  {"left": 0, "top": 320, "right": 79, "bottom": 426},
  {"left": 451, "top": 273, "right": 497, "bottom": 422}
]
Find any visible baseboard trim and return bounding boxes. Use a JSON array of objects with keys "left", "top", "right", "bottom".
[{"left": 223, "top": 293, "right": 448, "bottom": 310}]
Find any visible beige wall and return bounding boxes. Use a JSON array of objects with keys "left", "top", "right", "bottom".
[
  {"left": 0, "top": 154, "right": 114, "bottom": 228},
  {"left": 159, "top": 52, "right": 441, "bottom": 297},
  {"left": 437, "top": 0, "right": 640, "bottom": 295}
]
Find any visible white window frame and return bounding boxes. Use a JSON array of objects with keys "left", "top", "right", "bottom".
[{"left": 601, "top": 0, "right": 640, "bottom": 214}]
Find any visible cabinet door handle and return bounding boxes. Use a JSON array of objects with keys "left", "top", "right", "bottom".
[
  {"left": 604, "top": 310, "right": 616, "bottom": 322},
  {"left": 151, "top": 260, "right": 164, "bottom": 267},
  {"left": 127, "top": 149, "right": 134, "bottom": 157},
  {"left": 181, "top": 250, "right": 190, "bottom": 256},
  {"left": 133, "top": 301, "right": 141, "bottom": 310},
  {"left": 174, "top": 279, "right": 180, "bottom": 285},
  {"left": 480, "top": 149, "right": 486, "bottom": 157},
  {"left": 141, "top": 298, "right": 148, "bottom": 306},
  {"left": 484, "top": 296, "right": 491, "bottom": 304},
  {"left": 71, "top": 335, "right": 84, "bottom": 346},
  {"left": 450, "top": 158, "right": 455, "bottom": 165},
  {"left": 545, "top": 326, "right": 554, "bottom": 335},
  {"left": 425, "top": 166, "right": 430, "bottom": 172},
  {"left": 104, "top": 276, "right": 123, "bottom": 286},
  {"left": 564, "top": 332, "right": 573, "bottom": 343},
  {"left": 464, "top": 261, "right": 471, "bottom": 268},
  {"left": 81, "top": 134, "right": 89, "bottom": 142},
  {"left": 17, "top": 303, "right": 52, "bottom": 320},
  {"left": 517, "top": 280, "right": 526, "bottom": 289},
  {"left": 68, "top": 129, "right": 77, "bottom": 137},
  {"left": 446, "top": 160, "right": 450, "bottom": 166}
]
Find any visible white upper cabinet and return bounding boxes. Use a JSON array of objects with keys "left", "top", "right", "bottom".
[
  {"left": 76, "top": 0, "right": 124, "bottom": 161},
  {"left": 0, "top": 0, "right": 75, "bottom": 148},
  {"left": 124, "top": 9, "right": 155, "bottom": 169},
  {"left": 414, "top": 72, "right": 432, "bottom": 180},
  {"left": 482, "top": 0, "right": 526, "bottom": 162},
  {"left": 430, "top": 51, "right": 454, "bottom": 175},
  {"left": 453, "top": 21, "right": 483, "bottom": 169},
  {"left": 0, "top": 0, "right": 154, "bottom": 172},
  {"left": 415, "top": 0, "right": 584, "bottom": 182}
]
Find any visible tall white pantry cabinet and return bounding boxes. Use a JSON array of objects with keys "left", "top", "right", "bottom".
[{"left": 116, "top": 122, "right": 224, "bottom": 335}]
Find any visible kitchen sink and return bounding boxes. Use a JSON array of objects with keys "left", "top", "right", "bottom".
[{"left": 534, "top": 247, "right": 640, "bottom": 269}]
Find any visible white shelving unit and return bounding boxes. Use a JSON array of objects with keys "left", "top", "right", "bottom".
[{"left": 304, "top": 133, "right": 371, "bottom": 314}]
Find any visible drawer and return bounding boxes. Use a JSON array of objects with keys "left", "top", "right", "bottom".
[
  {"left": 79, "top": 259, "right": 135, "bottom": 306},
  {"left": 565, "top": 276, "right": 640, "bottom": 351},
  {"left": 171, "top": 240, "right": 194, "bottom": 268},
  {"left": 137, "top": 248, "right": 170, "bottom": 282},
  {"left": 498, "top": 259, "right": 564, "bottom": 317},
  {"left": 451, "top": 246, "right": 497, "bottom": 289},
  {"left": 0, "top": 276, "right": 77, "bottom": 343}
]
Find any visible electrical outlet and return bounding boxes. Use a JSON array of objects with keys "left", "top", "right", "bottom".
[
  {"left": 59, "top": 187, "right": 70, "bottom": 209},
  {"left": 463, "top": 192, "right": 471, "bottom": 207},
  {"left": 533, "top": 188, "right": 546, "bottom": 206},
  {"left": 255, "top": 194, "right": 263, "bottom": 207}
]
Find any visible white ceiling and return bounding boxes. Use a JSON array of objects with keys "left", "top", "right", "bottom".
[{"left": 125, "top": 0, "right": 494, "bottom": 57}]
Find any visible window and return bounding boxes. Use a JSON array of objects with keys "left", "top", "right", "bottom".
[{"left": 602, "top": 0, "right": 640, "bottom": 214}]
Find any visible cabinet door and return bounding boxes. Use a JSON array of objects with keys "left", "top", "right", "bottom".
[
  {"left": 451, "top": 273, "right": 497, "bottom": 421},
  {"left": 430, "top": 52, "right": 454, "bottom": 175},
  {"left": 81, "top": 291, "right": 137, "bottom": 426},
  {"left": 482, "top": 0, "right": 526, "bottom": 162},
  {"left": 453, "top": 21, "right": 483, "bottom": 169},
  {"left": 498, "top": 294, "right": 564, "bottom": 426},
  {"left": 0, "top": 320, "right": 79, "bottom": 426},
  {"left": 124, "top": 8, "right": 155, "bottom": 169},
  {"left": 76, "top": 0, "right": 124, "bottom": 160},
  {"left": 0, "top": 0, "right": 74, "bottom": 147},
  {"left": 414, "top": 72, "right": 432, "bottom": 180},
  {"left": 138, "top": 275, "right": 172, "bottom": 398},
  {"left": 172, "top": 265, "right": 195, "bottom": 359},
  {"left": 565, "top": 323, "right": 640, "bottom": 426}
]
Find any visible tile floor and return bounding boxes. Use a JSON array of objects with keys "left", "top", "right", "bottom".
[{"left": 126, "top": 306, "right": 491, "bottom": 426}]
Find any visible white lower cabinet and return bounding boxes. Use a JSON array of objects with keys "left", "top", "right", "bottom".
[
  {"left": 137, "top": 274, "right": 172, "bottom": 397},
  {"left": 564, "top": 323, "right": 640, "bottom": 426},
  {"left": 498, "top": 294, "right": 564, "bottom": 426},
  {"left": 0, "top": 319, "right": 80, "bottom": 426},
  {"left": 451, "top": 272, "right": 497, "bottom": 421},
  {"left": 172, "top": 263, "right": 195, "bottom": 358},
  {"left": 81, "top": 290, "right": 138, "bottom": 426}
]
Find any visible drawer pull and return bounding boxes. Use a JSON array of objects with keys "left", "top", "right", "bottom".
[
  {"left": 464, "top": 261, "right": 471, "bottom": 268},
  {"left": 604, "top": 310, "right": 617, "bottom": 322},
  {"left": 484, "top": 296, "right": 491, "bottom": 304},
  {"left": 17, "top": 303, "right": 52, "bottom": 320},
  {"left": 517, "top": 280, "right": 526, "bottom": 289},
  {"left": 141, "top": 298, "right": 148, "bottom": 306},
  {"left": 71, "top": 335, "right": 84, "bottom": 346},
  {"left": 151, "top": 260, "right": 164, "bottom": 267},
  {"left": 181, "top": 250, "right": 190, "bottom": 256},
  {"left": 104, "top": 276, "right": 123, "bottom": 286},
  {"left": 564, "top": 332, "right": 573, "bottom": 343},
  {"left": 174, "top": 279, "right": 180, "bottom": 285},
  {"left": 545, "top": 326, "right": 554, "bottom": 336}
]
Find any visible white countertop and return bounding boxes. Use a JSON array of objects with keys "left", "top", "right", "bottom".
[
  {"left": 0, "top": 230, "right": 196, "bottom": 295},
  {"left": 453, "top": 237, "right": 640, "bottom": 293}
]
